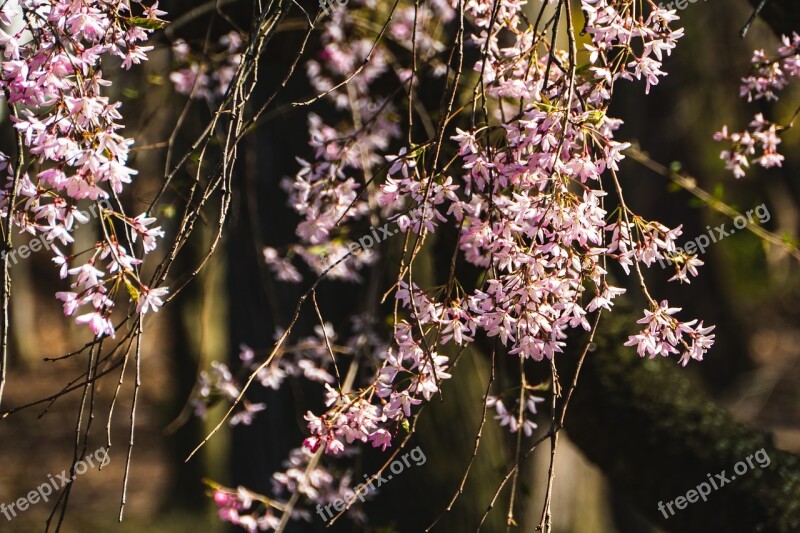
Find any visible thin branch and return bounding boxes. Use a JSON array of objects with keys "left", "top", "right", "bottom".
[{"left": 625, "top": 145, "right": 800, "bottom": 263}]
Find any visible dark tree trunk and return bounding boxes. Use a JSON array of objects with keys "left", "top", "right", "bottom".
[{"left": 560, "top": 312, "right": 800, "bottom": 532}]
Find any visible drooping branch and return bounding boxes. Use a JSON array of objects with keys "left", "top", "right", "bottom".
[{"left": 747, "top": 0, "right": 800, "bottom": 37}]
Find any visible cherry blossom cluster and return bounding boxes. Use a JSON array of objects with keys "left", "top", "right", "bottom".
[
  {"left": 213, "top": 447, "right": 369, "bottom": 531},
  {"left": 170, "top": 31, "right": 245, "bottom": 103},
  {"left": 190, "top": 359, "right": 266, "bottom": 426},
  {"left": 714, "top": 114, "right": 784, "bottom": 178},
  {"left": 715, "top": 32, "right": 800, "bottom": 177},
  {"left": 606, "top": 218, "right": 704, "bottom": 285},
  {"left": 190, "top": 325, "right": 343, "bottom": 426},
  {"left": 378, "top": 0, "right": 713, "bottom": 367},
  {"left": 624, "top": 300, "right": 716, "bottom": 366},
  {"left": 0, "top": 0, "right": 167, "bottom": 336},
  {"left": 740, "top": 33, "right": 800, "bottom": 102},
  {"left": 264, "top": 0, "right": 455, "bottom": 283},
  {"left": 303, "top": 387, "right": 388, "bottom": 455},
  {"left": 291, "top": 315, "right": 451, "bottom": 503},
  {"left": 248, "top": 324, "right": 342, "bottom": 390},
  {"left": 199, "top": 315, "right": 396, "bottom": 528},
  {"left": 195, "top": 300, "right": 450, "bottom": 526},
  {"left": 200, "top": 0, "right": 720, "bottom": 528},
  {"left": 487, "top": 394, "right": 545, "bottom": 437},
  {"left": 583, "top": 0, "right": 683, "bottom": 94},
  {"left": 271, "top": 447, "right": 365, "bottom": 513},
  {"left": 213, "top": 485, "right": 282, "bottom": 532}
]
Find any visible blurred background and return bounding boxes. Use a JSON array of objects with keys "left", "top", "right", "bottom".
[{"left": 0, "top": 0, "right": 798, "bottom": 531}]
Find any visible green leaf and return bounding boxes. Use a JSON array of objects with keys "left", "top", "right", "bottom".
[
  {"left": 586, "top": 109, "right": 605, "bottom": 126},
  {"left": 128, "top": 16, "right": 169, "bottom": 30},
  {"left": 162, "top": 204, "right": 176, "bottom": 219},
  {"left": 688, "top": 197, "right": 705, "bottom": 208},
  {"left": 124, "top": 277, "right": 140, "bottom": 303}
]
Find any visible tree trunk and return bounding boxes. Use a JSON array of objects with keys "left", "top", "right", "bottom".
[{"left": 561, "top": 312, "right": 800, "bottom": 532}]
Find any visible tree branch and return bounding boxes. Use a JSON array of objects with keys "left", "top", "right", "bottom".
[{"left": 747, "top": 0, "right": 800, "bottom": 38}]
